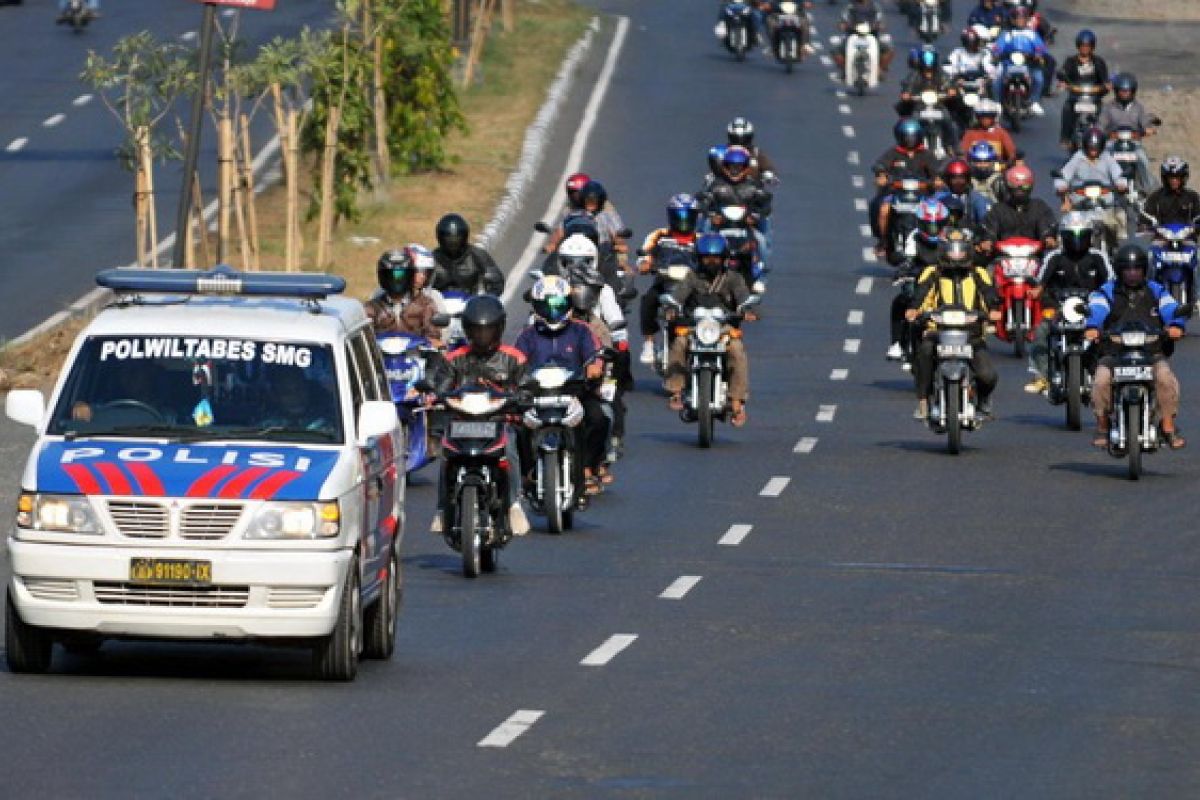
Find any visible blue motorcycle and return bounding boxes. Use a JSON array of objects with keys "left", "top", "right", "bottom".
[
  {"left": 378, "top": 332, "right": 442, "bottom": 474},
  {"left": 1146, "top": 213, "right": 1199, "bottom": 313},
  {"left": 715, "top": 1, "right": 754, "bottom": 61}
]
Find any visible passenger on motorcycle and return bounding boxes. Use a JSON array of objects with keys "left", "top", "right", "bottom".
[
  {"left": 1086, "top": 244, "right": 1186, "bottom": 448},
  {"left": 907, "top": 231, "right": 1002, "bottom": 419},
  {"left": 946, "top": 27, "right": 996, "bottom": 91},
  {"left": 1098, "top": 73, "right": 1157, "bottom": 191},
  {"left": 991, "top": 6, "right": 1049, "bottom": 115},
  {"left": 638, "top": 194, "right": 701, "bottom": 365},
  {"left": 515, "top": 275, "right": 611, "bottom": 498},
  {"left": 664, "top": 233, "right": 753, "bottom": 427},
  {"left": 959, "top": 99, "right": 1019, "bottom": 167},
  {"left": 968, "top": 141, "right": 1004, "bottom": 204},
  {"left": 981, "top": 165, "right": 1058, "bottom": 255},
  {"left": 1144, "top": 157, "right": 1200, "bottom": 229},
  {"left": 1007, "top": 0, "right": 1057, "bottom": 97},
  {"left": 896, "top": 47, "right": 962, "bottom": 154},
  {"left": 429, "top": 295, "right": 531, "bottom": 535},
  {"left": 889, "top": 198, "right": 951, "bottom": 363},
  {"left": 698, "top": 145, "right": 773, "bottom": 263},
  {"left": 431, "top": 213, "right": 506, "bottom": 296},
  {"left": 871, "top": 118, "right": 940, "bottom": 246},
  {"left": 366, "top": 246, "right": 446, "bottom": 344},
  {"left": 1023, "top": 212, "right": 1112, "bottom": 394},
  {"left": 1055, "top": 127, "right": 1128, "bottom": 245},
  {"left": 1056, "top": 29, "right": 1110, "bottom": 150},
  {"left": 831, "top": 0, "right": 894, "bottom": 76},
  {"left": 564, "top": 172, "right": 591, "bottom": 213},
  {"left": 937, "top": 158, "right": 991, "bottom": 230},
  {"left": 727, "top": 117, "right": 777, "bottom": 183}
]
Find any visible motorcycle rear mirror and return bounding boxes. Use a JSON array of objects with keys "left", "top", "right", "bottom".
[
  {"left": 659, "top": 295, "right": 683, "bottom": 310},
  {"left": 529, "top": 268, "right": 544, "bottom": 281},
  {"left": 1050, "top": 168, "right": 1063, "bottom": 180},
  {"left": 534, "top": 221, "right": 552, "bottom": 234},
  {"left": 740, "top": 295, "right": 763, "bottom": 310},
  {"left": 430, "top": 313, "right": 451, "bottom": 328},
  {"left": 617, "top": 227, "right": 633, "bottom": 239}
]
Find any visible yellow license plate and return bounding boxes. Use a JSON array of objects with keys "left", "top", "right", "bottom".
[{"left": 129, "top": 558, "right": 212, "bottom": 586}]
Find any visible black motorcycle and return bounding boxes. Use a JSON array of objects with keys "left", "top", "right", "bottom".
[
  {"left": 921, "top": 305, "right": 985, "bottom": 454},
  {"left": 1101, "top": 323, "right": 1165, "bottom": 480},
  {"left": 1000, "top": 52, "right": 1034, "bottom": 132},
  {"left": 520, "top": 364, "right": 590, "bottom": 534},
  {"left": 534, "top": 218, "right": 636, "bottom": 310},
  {"left": 1045, "top": 290, "right": 1093, "bottom": 431},
  {"left": 718, "top": 1, "right": 754, "bottom": 62},
  {"left": 885, "top": 175, "right": 926, "bottom": 265},
  {"left": 770, "top": 2, "right": 807, "bottom": 74}
]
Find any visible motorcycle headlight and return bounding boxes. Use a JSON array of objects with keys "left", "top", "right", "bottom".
[
  {"left": 920, "top": 90, "right": 938, "bottom": 106},
  {"left": 17, "top": 493, "right": 99, "bottom": 534},
  {"left": 449, "top": 392, "right": 507, "bottom": 416},
  {"left": 1010, "top": 52, "right": 1027, "bottom": 66},
  {"left": 937, "top": 310, "right": 969, "bottom": 327},
  {"left": 245, "top": 501, "right": 340, "bottom": 540},
  {"left": 695, "top": 318, "right": 723, "bottom": 346},
  {"left": 1120, "top": 331, "right": 1147, "bottom": 347},
  {"left": 855, "top": 22, "right": 871, "bottom": 34},
  {"left": 533, "top": 366, "right": 571, "bottom": 390}
]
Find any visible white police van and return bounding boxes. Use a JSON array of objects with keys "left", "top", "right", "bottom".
[{"left": 4, "top": 266, "right": 405, "bottom": 680}]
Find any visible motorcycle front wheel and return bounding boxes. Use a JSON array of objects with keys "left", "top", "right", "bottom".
[
  {"left": 542, "top": 451, "right": 565, "bottom": 535},
  {"left": 945, "top": 378, "right": 962, "bottom": 455},
  {"left": 459, "top": 485, "right": 482, "bottom": 578},
  {"left": 1126, "top": 402, "right": 1143, "bottom": 480},
  {"left": 697, "top": 369, "right": 715, "bottom": 449},
  {"left": 1065, "top": 353, "right": 1083, "bottom": 431}
]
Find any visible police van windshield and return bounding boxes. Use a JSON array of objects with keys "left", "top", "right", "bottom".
[{"left": 49, "top": 336, "right": 343, "bottom": 444}]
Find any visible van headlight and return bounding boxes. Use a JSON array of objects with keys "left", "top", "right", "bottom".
[
  {"left": 245, "top": 502, "right": 340, "bottom": 539},
  {"left": 17, "top": 493, "right": 100, "bottom": 534}
]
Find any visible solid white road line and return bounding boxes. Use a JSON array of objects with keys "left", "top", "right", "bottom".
[
  {"left": 827, "top": 70, "right": 839, "bottom": 81},
  {"left": 846, "top": 150, "right": 859, "bottom": 164},
  {"left": 502, "top": 16, "right": 630, "bottom": 304},
  {"left": 830, "top": 368, "right": 849, "bottom": 381},
  {"left": 759, "top": 476, "right": 791, "bottom": 497},
  {"left": 817, "top": 404, "right": 838, "bottom": 422},
  {"left": 862, "top": 246, "right": 878, "bottom": 263},
  {"left": 854, "top": 198, "right": 868, "bottom": 211},
  {"left": 6, "top": 138, "right": 28, "bottom": 153},
  {"left": 43, "top": 114, "right": 65, "bottom": 128},
  {"left": 478, "top": 710, "right": 545, "bottom": 748},
  {"left": 718, "top": 523, "right": 753, "bottom": 546},
  {"left": 794, "top": 437, "right": 818, "bottom": 453},
  {"left": 848, "top": 309, "right": 864, "bottom": 325},
  {"left": 72, "top": 94, "right": 93, "bottom": 108},
  {"left": 855, "top": 276, "right": 873, "bottom": 295},
  {"left": 841, "top": 125, "right": 856, "bottom": 138},
  {"left": 581, "top": 634, "right": 638, "bottom": 666},
  {"left": 660, "top": 576, "right": 703, "bottom": 600},
  {"left": 843, "top": 338, "right": 861, "bottom": 354}
]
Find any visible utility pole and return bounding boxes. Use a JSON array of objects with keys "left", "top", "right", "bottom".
[{"left": 172, "top": 4, "right": 217, "bottom": 268}]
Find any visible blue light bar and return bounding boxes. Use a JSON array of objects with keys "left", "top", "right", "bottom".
[{"left": 96, "top": 264, "right": 346, "bottom": 299}]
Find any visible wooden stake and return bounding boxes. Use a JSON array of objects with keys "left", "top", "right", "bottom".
[
  {"left": 133, "top": 126, "right": 150, "bottom": 267},
  {"left": 239, "top": 113, "right": 261, "bottom": 270},
  {"left": 461, "top": 0, "right": 495, "bottom": 88},
  {"left": 192, "top": 173, "right": 212, "bottom": 269},
  {"left": 501, "top": 0, "right": 514, "bottom": 34},
  {"left": 217, "top": 114, "right": 235, "bottom": 263},
  {"left": 141, "top": 132, "right": 158, "bottom": 268},
  {"left": 285, "top": 108, "right": 300, "bottom": 271},
  {"left": 372, "top": 19, "right": 391, "bottom": 184},
  {"left": 315, "top": 103, "right": 342, "bottom": 269}
]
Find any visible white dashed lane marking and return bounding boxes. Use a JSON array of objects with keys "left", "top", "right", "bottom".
[
  {"left": 817, "top": 405, "right": 838, "bottom": 422},
  {"left": 820, "top": 55, "right": 833, "bottom": 66},
  {"left": 759, "top": 476, "right": 791, "bottom": 497},
  {"left": 827, "top": 70, "right": 839, "bottom": 81},
  {"left": 6, "top": 138, "right": 28, "bottom": 153},
  {"left": 794, "top": 437, "right": 818, "bottom": 454},
  {"left": 478, "top": 710, "right": 545, "bottom": 748},
  {"left": 842, "top": 125, "right": 856, "bottom": 138},
  {"left": 848, "top": 309, "right": 864, "bottom": 325},
  {"left": 830, "top": 369, "right": 849, "bottom": 381},
  {"left": 851, "top": 175, "right": 864, "bottom": 188},
  {"left": 844, "top": 338, "right": 861, "bottom": 354},
  {"left": 719, "top": 523, "right": 753, "bottom": 546},
  {"left": 43, "top": 114, "right": 65, "bottom": 128},
  {"left": 854, "top": 198, "right": 868, "bottom": 211},
  {"left": 581, "top": 634, "right": 637, "bottom": 666},
  {"left": 862, "top": 246, "right": 877, "bottom": 263},
  {"left": 855, "top": 277, "right": 874, "bottom": 294},
  {"left": 847, "top": 150, "right": 859, "bottom": 165},
  {"left": 659, "top": 576, "right": 702, "bottom": 600},
  {"left": 838, "top": 104, "right": 852, "bottom": 115},
  {"left": 72, "top": 94, "right": 93, "bottom": 107},
  {"left": 859, "top": 224, "right": 872, "bottom": 237}
]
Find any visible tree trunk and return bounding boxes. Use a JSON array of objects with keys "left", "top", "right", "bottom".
[
  {"left": 285, "top": 108, "right": 301, "bottom": 271},
  {"left": 315, "top": 103, "right": 342, "bottom": 270},
  {"left": 217, "top": 114, "right": 235, "bottom": 263},
  {"left": 239, "top": 113, "right": 261, "bottom": 270}
]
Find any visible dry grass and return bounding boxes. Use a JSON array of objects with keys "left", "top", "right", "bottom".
[
  {"left": 1056, "top": 0, "right": 1200, "bottom": 22},
  {"left": 1141, "top": 87, "right": 1200, "bottom": 167}
]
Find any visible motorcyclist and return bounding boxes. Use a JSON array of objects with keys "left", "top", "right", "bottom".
[
  {"left": 431, "top": 213, "right": 506, "bottom": 296},
  {"left": 981, "top": 165, "right": 1058, "bottom": 255},
  {"left": 698, "top": 145, "right": 773, "bottom": 264},
  {"left": 1086, "top": 243, "right": 1186, "bottom": 448},
  {"left": 514, "top": 275, "right": 610, "bottom": 499},
  {"left": 1056, "top": 29, "right": 1109, "bottom": 150},
  {"left": 967, "top": 141, "right": 1004, "bottom": 204},
  {"left": 57, "top": 0, "right": 99, "bottom": 22},
  {"left": 1055, "top": 127, "right": 1128, "bottom": 247},
  {"left": 664, "top": 233, "right": 754, "bottom": 427},
  {"left": 726, "top": 117, "right": 777, "bottom": 183},
  {"left": 937, "top": 158, "right": 990, "bottom": 230},
  {"left": 365, "top": 246, "right": 446, "bottom": 344},
  {"left": 991, "top": 5, "right": 1049, "bottom": 116},
  {"left": 871, "top": 118, "right": 940, "bottom": 248},
  {"left": 945, "top": 28, "right": 996, "bottom": 108},
  {"left": 1007, "top": 0, "right": 1057, "bottom": 98},
  {"left": 896, "top": 47, "right": 961, "bottom": 153},
  {"left": 831, "top": 0, "right": 894, "bottom": 76},
  {"left": 429, "top": 295, "right": 531, "bottom": 535},
  {"left": 637, "top": 193, "right": 701, "bottom": 365},
  {"left": 958, "top": 99, "right": 1020, "bottom": 167},
  {"left": 907, "top": 230, "right": 1002, "bottom": 419},
  {"left": 1143, "top": 157, "right": 1200, "bottom": 229},
  {"left": 1098, "top": 73, "right": 1158, "bottom": 191},
  {"left": 889, "top": 198, "right": 950, "bottom": 364},
  {"left": 967, "top": 0, "right": 1005, "bottom": 29},
  {"left": 1023, "top": 212, "right": 1112, "bottom": 394},
  {"left": 563, "top": 172, "right": 591, "bottom": 213}
]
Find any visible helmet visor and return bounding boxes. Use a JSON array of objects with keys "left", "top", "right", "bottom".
[{"left": 533, "top": 294, "right": 571, "bottom": 325}]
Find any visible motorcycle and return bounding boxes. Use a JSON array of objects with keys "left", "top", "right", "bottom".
[
  {"left": 378, "top": 332, "right": 444, "bottom": 475},
  {"left": 991, "top": 237, "right": 1043, "bottom": 358},
  {"left": 1144, "top": 210, "right": 1200, "bottom": 311},
  {"left": 646, "top": 251, "right": 696, "bottom": 377},
  {"left": 771, "top": 1, "right": 807, "bottom": 74},
  {"left": 921, "top": 305, "right": 984, "bottom": 454},
  {"left": 1044, "top": 290, "right": 1093, "bottom": 431},
  {"left": 520, "top": 364, "right": 587, "bottom": 534},
  {"left": 1109, "top": 125, "right": 1151, "bottom": 206},
  {"left": 713, "top": 204, "right": 765, "bottom": 293},
  {"left": 914, "top": 89, "right": 952, "bottom": 160},
  {"left": 1062, "top": 81, "right": 1103, "bottom": 149},
  {"left": 715, "top": 1, "right": 754, "bottom": 62},
  {"left": 970, "top": 23, "right": 1001, "bottom": 48},
  {"left": 845, "top": 22, "right": 880, "bottom": 96},
  {"left": 62, "top": 0, "right": 92, "bottom": 32},
  {"left": 884, "top": 175, "right": 927, "bottom": 265},
  {"left": 1067, "top": 181, "right": 1121, "bottom": 256},
  {"left": 1101, "top": 323, "right": 1164, "bottom": 480},
  {"left": 1000, "top": 51, "right": 1034, "bottom": 132},
  {"left": 662, "top": 294, "right": 760, "bottom": 448},
  {"left": 916, "top": 0, "right": 941, "bottom": 42},
  {"left": 954, "top": 70, "right": 988, "bottom": 117}
]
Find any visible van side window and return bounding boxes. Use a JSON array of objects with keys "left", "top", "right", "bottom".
[
  {"left": 363, "top": 332, "right": 392, "bottom": 400},
  {"left": 345, "top": 344, "right": 365, "bottom": 415},
  {"left": 351, "top": 329, "right": 388, "bottom": 401}
]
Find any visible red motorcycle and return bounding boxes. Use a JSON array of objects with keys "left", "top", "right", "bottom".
[{"left": 991, "top": 237, "right": 1043, "bottom": 358}]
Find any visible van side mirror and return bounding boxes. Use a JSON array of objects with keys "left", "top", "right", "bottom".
[
  {"left": 356, "top": 400, "right": 398, "bottom": 448},
  {"left": 6, "top": 389, "right": 46, "bottom": 429}
]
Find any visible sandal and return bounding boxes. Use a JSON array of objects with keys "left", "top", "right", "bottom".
[
  {"left": 1092, "top": 430, "right": 1109, "bottom": 448},
  {"left": 730, "top": 404, "right": 747, "bottom": 428},
  {"left": 668, "top": 394, "right": 684, "bottom": 412},
  {"left": 1164, "top": 429, "right": 1187, "bottom": 450},
  {"left": 597, "top": 466, "right": 615, "bottom": 485}
]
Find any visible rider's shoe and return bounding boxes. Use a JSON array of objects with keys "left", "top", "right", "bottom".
[
  {"left": 886, "top": 342, "right": 904, "bottom": 361},
  {"left": 639, "top": 340, "right": 655, "bottom": 365},
  {"left": 1029, "top": 102, "right": 1045, "bottom": 116},
  {"left": 508, "top": 503, "right": 530, "bottom": 536},
  {"left": 1024, "top": 376, "right": 1050, "bottom": 395},
  {"left": 913, "top": 399, "right": 929, "bottom": 420}
]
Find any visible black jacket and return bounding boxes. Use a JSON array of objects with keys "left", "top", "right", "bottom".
[
  {"left": 872, "top": 146, "right": 940, "bottom": 185},
  {"left": 432, "top": 344, "right": 527, "bottom": 395},
  {"left": 1059, "top": 55, "right": 1109, "bottom": 90},
  {"left": 432, "top": 245, "right": 506, "bottom": 296},
  {"left": 698, "top": 178, "right": 773, "bottom": 218},
  {"left": 1039, "top": 251, "right": 1109, "bottom": 308},
  {"left": 1143, "top": 188, "right": 1200, "bottom": 228},
  {"left": 982, "top": 199, "right": 1058, "bottom": 245}
]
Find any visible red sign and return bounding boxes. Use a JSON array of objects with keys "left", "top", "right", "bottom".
[{"left": 201, "top": 0, "right": 277, "bottom": 9}]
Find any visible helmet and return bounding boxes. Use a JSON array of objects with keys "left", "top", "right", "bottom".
[
  {"left": 1162, "top": 155, "right": 1190, "bottom": 184},
  {"left": 1059, "top": 212, "right": 1094, "bottom": 257},
  {"left": 561, "top": 212, "right": 600, "bottom": 246},
  {"left": 916, "top": 199, "right": 950, "bottom": 243},
  {"left": 1112, "top": 72, "right": 1138, "bottom": 102},
  {"left": 721, "top": 145, "right": 753, "bottom": 180},
  {"left": 941, "top": 195, "right": 966, "bottom": 227},
  {"left": 1081, "top": 127, "right": 1106, "bottom": 157},
  {"left": 435, "top": 213, "right": 470, "bottom": 258},
  {"left": 1075, "top": 29, "right": 1097, "bottom": 48},
  {"left": 667, "top": 193, "right": 700, "bottom": 235},
  {"left": 695, "top": 233, "right": 729, "bottom": 278},
  {"left": 939, "top": 229, "right": 974, "bottom": 270},
  {"left": 975, "top": 98, "right": 1001, "bottom": 122},
  {"left": 1004, "top": 164, "right": 1035, "bottom": 205},
  {"left": 1113, "top": 243, "right": 1149, "bottom": 285},
  {"left": 404, "top": 243, "right": 435, "bottom": 274},
  {"left": 1009, "top": 5, "right": 1030, "bottom": 24},
  {"left": 916, "top": 46, "right": 939, "bottom": 71},
  {"left": 707, "top": 144, "right": 728, "bottom": 176},
  {"left": 944, "top": 158, "right": 971, "bottom": 188},
  {"left": 894, "top": 118, "right": 923, "bottom": 150},
  {"left": 727, "top": 117, "right": 755, "bottom": 147},
  {"left": 462, "top": 295, "right": 507, "bottom": 354},
  {"left": 968, "top": 141, "right": 999, "bottom": 179},
  {"left": 961, "top": 28, "right": 980, "bottom": 49},
  {"left": 579, "top": 180, "right": 607, "bottom": 211},
  {"left": 530, "top": 275, "right": 573, "bottom": 332},
  {"left": 565, "top": 172, "right": 591, "bottom": 208},
  {"left": 377, "top": 249, "right": 413, "bottom": 296},
  {"left": 557, "top": 233, "right": 599, "bottom": 281},
  {"left": 569, "top": 281, "right": 601, "bottom": 314}
]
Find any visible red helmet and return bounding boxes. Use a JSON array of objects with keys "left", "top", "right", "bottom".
[
  {"left": 566, "top": 172, "right": 591, "bottom": 193},
  {"left": 1004, "top": 164, "right": 1034, "bottom": 190},
  {"left": 944, "top": 158, "right": 971, "bottom": 182}
]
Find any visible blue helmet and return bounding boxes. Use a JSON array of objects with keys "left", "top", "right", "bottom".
[
  {"left": 707, "top": 144, "right": 728, "bottom": 175},
  {"left": 667, "top": 193, "right": 699, "bottom": 234},
  {"left": 695, "top": 233, "right": 729, "bottom": 277},
  {"left": 721, "top": 145, "right": 752, "bottom": 173},
  {"left": 894, "top": 118, "right": 923, "bottom": 149},
  {"left": 968, "top": 141, "right": 999, "bottom": 179},
  {"left": 1075, "top": 28, "right": 1096, "bottom": 48},
  {"left": 917, "top": 46, "right": 939, "bottom": 71}
]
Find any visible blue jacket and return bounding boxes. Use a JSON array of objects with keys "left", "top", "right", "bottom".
[
  {"left": 994, "top": 29, "right": 1047, "bottom": 61},
  {"left": 513, "top": 320, "right": 601, "bottom": 372},
  {"left": 1086, "top": 280, "right": 1186, "bottom": 331}
]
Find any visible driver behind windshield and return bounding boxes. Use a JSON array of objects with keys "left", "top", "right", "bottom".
[
  {"left": 259, "top": 366, "right": 338, "bottom": 434},
  {"left": 69, "top": 362, "right": 176, "bottom": 425}
]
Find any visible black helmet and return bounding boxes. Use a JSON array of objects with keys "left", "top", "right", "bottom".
[
  {"left": 1114, "top": 243, "right": 1149, "bottom": 284},
  {"left": 377, "top": 249, "right": 413, "bottom": 296},
  {"left": 1112, "top": 72, "right": 1138, "bottom": 102},
  {"left": 1162, "top": 156, "right": 1190, "bottom": 184},
  {"left": 436, "top": 213, "right": 470, "bottom": 258},
  {"left": 894, "top": 118, "right": 923, "bottom": 150},
  {"left": 1081, "top": 127, "right": 1106, "bottom": 157},
  {"left": 1059, "top": 212, "right": 1094, "bottom": 258},
  {"left": 1075, "top": 29, "right": 1096, "bottom": 48},
  {"left": 727, "top": 117, "right": 755, "bottom": 147},
  {"left": 579, "top": 181, "right": 607, "bottom": 212},
  {"left": 939, "top": 230, "right": 974, "bottom": 271},
  {"left": 461, "top": 295, "right": 507, "bottom": 354}
]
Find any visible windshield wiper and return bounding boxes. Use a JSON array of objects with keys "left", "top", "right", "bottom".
[
  {"left": 64, "top": 424, "right": 214, "bottom": 443},
  {"left": 212, "top": 425, "right": 338, "bottom": 443}
]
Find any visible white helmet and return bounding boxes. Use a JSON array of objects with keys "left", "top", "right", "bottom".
[
  {"left": 558, "top": 233, "right": 599, "bottom": 278},
  {"left": 727, "top": 116, "right": 755, "bottom": 147},
  {"left": 975, "top": 99, "right": 1001, "bottom": 118},
  {"left": 530, "top": 274, "right": 573, "bottom": 331},
  {"left": 404, "top": 243, "right": 435, "bottom": 272}
]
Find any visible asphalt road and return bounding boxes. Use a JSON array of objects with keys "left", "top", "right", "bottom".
[{"left": 3, "top": 0, "right": 1200, "bottom": 797}]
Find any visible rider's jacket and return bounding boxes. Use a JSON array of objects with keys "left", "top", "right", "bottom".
[
  {"left": 981, "top": 198, "right": 1058, "bottom": 244},
  {"left": 872, "top": 145, "right": 939, "bottom": 184},
  {"left": 1087, "top": 280, "right": 1185, "bottom": 358},
  {"left": 966, "top": 5, "right": 1005, "bottom": 27},
  {"left": 946, "top": 47, "right": 994, "bottom": 79},
  {"left": 1097, "top": 99, "right": 1154, "bottom": 136},
  {"left": 1059, "top": 55, "right": 1109, "bottom": 89},
  {"left": 670, "top": 269, "right": 751, "bottom": 318},
  {"left": 1056, "top": 152, "right": 1127, "bottom": 192},
  {"left": 960, "top": 125, "right": 1018, "bottom": 164},
  {"left": 1143, "top": 188, "right": 1200, "bottom": 227},
  {"left": 639, "top": 230, "right": 697, "bottom": 270},
  {"left": 841, "top": 1, "right": 883, "bottom": 29},
  {"left": 700, "top": 178, "right": 773, "bottom": 218},
  {"left": 993, "top": 28, "right": 1048, "bottom": 62},
  {"left": 435, "top": 344, "right": 527, "bottom": 393},
  {"left": 365, "top": 289, "right": 445, "bottom": 341},
  {"left": 1037, "top": 250, "right": 1111, "bottom": 307},
  {"left": 432, "top": 245, "right": 506, "bottom": 296},
  {"left": 513, "top": 320, "right": 602, "bottom": 371},
  {"left": 912, "top": 264, "right": 999, "bottom": 337}
]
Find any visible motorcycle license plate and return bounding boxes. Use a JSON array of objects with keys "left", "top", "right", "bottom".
[
  {"left": 130, "top": 558, "right": 212, "bottom": 586},
  {"left": 919, "top": 108, "right": 943, "bottom": 120},
  {"left": 777, "top": 14, "right": 802, "bottom": 25},
  {"left": 1114, "top": 365, "right": 1153, "bottom": 381},
  {"left": 1076, "top": 101, "right": 1097, "bottom": 114},
  {"left": 937, "top": 344, "right": 973, "bottom": 358},
  {"left": 600, "top": 379, "right": 617, "bottom": 402},
  {"left": 450, "top": 420, "right": 498, "bottom": 438},
  {"left": 1114, "top": 153, "right": 1138, "bottom": 162}
]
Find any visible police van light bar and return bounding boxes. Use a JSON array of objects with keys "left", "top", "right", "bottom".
[{"left": 96, "top": 264, "right": 346, "bottom": 299}]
